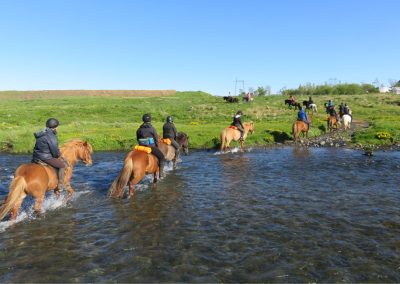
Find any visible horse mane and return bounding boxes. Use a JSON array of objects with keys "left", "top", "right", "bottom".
[{"left": 60, "top": 139, "right": 93, "bottom": 157}]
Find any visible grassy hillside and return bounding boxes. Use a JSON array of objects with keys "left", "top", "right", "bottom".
[{"left": 0, "top": 90, "right": 399, "bottom": 153}]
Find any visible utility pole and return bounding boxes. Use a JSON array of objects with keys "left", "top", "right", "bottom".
[{"left": 234, "top": 78, "right": 245, "bottom": 96}]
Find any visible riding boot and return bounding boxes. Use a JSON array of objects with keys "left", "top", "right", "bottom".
[
  {"left": 55, "top": 167, "right": 66, "bottom": 193},
  {"left": 175, "top": 149, "right": 181, "bottom": 161},
  {"left": 159, "top": 160, "right": 165, "bottom": 178}
]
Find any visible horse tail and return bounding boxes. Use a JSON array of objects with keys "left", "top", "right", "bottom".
[
  {"left": 292, "top": 122, "right": 298, "bottom": 141},
  {"left": 220, "top": 130, "right": 226, "bottom": 151},
  {"left": 0, "top": 176, "right": 26, "bottom": 221},
  {"left": 108, "top": 154, "right": 134, "bottom": 199}
]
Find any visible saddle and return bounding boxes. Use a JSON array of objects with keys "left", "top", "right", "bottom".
[
  {"left": 31, "top": 158, "right": 50, "bottom": 167},
  {"left": 228, "top": 125, "right": 238, "bottom": 130}
]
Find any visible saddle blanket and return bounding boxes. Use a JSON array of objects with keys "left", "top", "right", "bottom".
[
  {"left": 228, "top": 125, "right": 238, "bottom": 130},
  {"left": 161, "top": 138, "right": 172, "bottom": 145},
  {"left": 134, "top": 145, "right": 152, "bottom": 154}
]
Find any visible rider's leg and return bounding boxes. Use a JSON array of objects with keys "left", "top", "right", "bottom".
[
  {"left": 237, "top": 126, "right": 244, "bottom": 141},
  {"left": 151, "top": 146, "right": 166, "bottom": 178},
  {"left": 171, "top": 140, "right": 180, "bottom": 159},
  {"left": 45, "top": 158, "right": 67, "bottom": 192}
]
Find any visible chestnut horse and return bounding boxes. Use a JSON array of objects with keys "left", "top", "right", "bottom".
[
  {"left": 108, "top": 149, "right": 159, "bottom": 199},
  {"left": 292, "top": 112, "right": 313, "bottom": 142},
  {"left": 328, "top": 115, "right": 340, "bottom": 132},
  {"left": 0, "top": 139, "right": 93, "bottom": 221},
  {"left": 158, "top": 132, "right": 189, "bottom": 168},
  {"left": 220, "top": 122, "right": 255, "bottom": 152}
]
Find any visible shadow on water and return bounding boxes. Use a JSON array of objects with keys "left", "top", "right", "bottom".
[{"left": 1, "top": 149, "right": 400, "bottom": 282}]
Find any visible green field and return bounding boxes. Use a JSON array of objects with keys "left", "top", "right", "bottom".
[{"left": 1, "top": 90, "right": 399, "bottom": 153}]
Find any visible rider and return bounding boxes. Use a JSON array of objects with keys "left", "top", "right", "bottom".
[
  {"left": 136, "top": 113, "right": 166, "bottom": 177},
  {"left": 297, "top": 106, "right": 309, "bottom": 129},
  {"left": 308, "top": 96, "right": 314, "bottom": 104},
  {"left": 163, "top": 115, "right": 180, "bottom": 157},
  {"left": 343, "top": 103, "right": 353, "bottom": 121},
  {"left": 32, "top": 118, "right": 67, "bottom": 193},
  {"left": 289, "top": 95, "right": 296, "bottom": 105},
  {"left": 231, "top": 110, "right": 244, "bottom": 141},
  {"left": 339, "top": 102, "right": 345, "bottom": 117},
  {"left": 326, "top": 100, "right": 339, "bottom": 120}
]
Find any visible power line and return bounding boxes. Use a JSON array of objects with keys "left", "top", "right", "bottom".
[{"left": 234, "top": 78, "right": 245, "bottom": 96}]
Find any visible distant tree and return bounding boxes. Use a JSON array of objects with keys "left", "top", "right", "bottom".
[
  {"left": 256, "top": 86, "right": 266, "bottom": 96},
  {"left": 394, "top": 80, "right": 400, "bottom": 87}
]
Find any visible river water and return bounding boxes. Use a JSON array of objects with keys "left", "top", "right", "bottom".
[{"left": 0, "top": 147, "right": 399, "bottom": 282}]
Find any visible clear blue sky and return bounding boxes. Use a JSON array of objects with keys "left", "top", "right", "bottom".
[{"left": 0, "top": 0, "right": 398, "bottom": 95}]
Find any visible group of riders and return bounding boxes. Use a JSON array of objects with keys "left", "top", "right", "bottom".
[
  {"left": 33, "top": 115, "right": 181, "bottom": 193},
  {"left": 294, "top": 95, "right": 353, "bottom": 129}
]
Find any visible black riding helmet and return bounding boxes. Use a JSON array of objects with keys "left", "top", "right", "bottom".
[
  {"left": 166, "top": 116, "right": 173, "bottom": 123},
  {"left": 46, "top": 118, "right": 60, "bottom": 129},
  {"left": 142, "top": 113, "right": 151, "bottom": 123},
  {"left": 236, "top": 110, "right": 243, "bottom": 116}
]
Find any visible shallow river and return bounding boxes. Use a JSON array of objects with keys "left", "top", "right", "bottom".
[{"left": 0, "top": 147, "right": 400, "bottom": 282}]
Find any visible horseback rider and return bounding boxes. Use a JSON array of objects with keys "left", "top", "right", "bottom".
[
  {"left": 136, "top": 113, "right": 166, "bottom": 177},
  {"left": 326, "top": 100, "right": 339, "bottom": 120},
  {"left": 163, "top": 115, "right": 180, "bottom": 158},
  {"left": 308, "top": 96, "right": 314, "bottom": 104},
  {"left": 297, "top": 106, "right": 309, "bottom": 129},
  {"left": 339, "top": 102, "right": 345, "bottom": 116},
  {"left": 32, "top": 118, "right": 67, "bottom": 194},
  {"left": 231, "top": 110, "right": 244, "bottom": 141},
  {"left": 343, "top": 103, "right": 353, "bottom": 121},
  {"left": 289, "top": 95, "right": 296, "bottom": 106}
]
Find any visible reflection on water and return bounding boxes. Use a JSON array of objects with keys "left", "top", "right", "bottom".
[{"left": 0, "top": 148, "right": 400, "bottom": 282}]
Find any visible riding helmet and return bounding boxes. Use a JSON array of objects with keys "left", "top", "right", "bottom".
[
  {"left": 166, "top": 116, "right": 173, "bottom": 123},
  {"left": 236, "top": 110, "right": 243, "bottom": 115},
  {"left": 142, "top": 113, "right": 151, "bottom": 123},
  {"left": 46, "top": 118, "right": 60, "bottom": 129}
]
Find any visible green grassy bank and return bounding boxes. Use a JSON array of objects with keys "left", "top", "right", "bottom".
[{"left": 1, "top": 91, "right": 399, "bottom": 153}]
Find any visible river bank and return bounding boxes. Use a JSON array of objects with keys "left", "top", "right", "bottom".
[{"left": 1, "top": 91, "right": 399, "bottom": 153}]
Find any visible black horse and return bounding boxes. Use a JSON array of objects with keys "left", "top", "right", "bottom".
[
  {"left": 223, "top": 96, "right": 239, "bottom": 103},
  {"left": 284, "top": 99, "right": 301, "bottom": 110}
]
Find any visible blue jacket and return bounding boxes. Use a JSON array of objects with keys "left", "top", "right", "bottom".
[
  {"left": 298, "top": 109, "right": 308, "bottom": 122},
  {"left": 32, "top": 128, "right": 61, "bottom": 161}
]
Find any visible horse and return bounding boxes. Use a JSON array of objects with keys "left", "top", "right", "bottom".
[
  {"left": 223, "top": 96, "right": 239, "bottom": 103},
  {"left": 303, "top": 101, "right": 317, "bottom": 112},
  {"left": 342, "top": 114, "right": 352, "bottom": 130},
  {"left": 220, "top": 122, "right": 255, "bottom": 152},
  {"left": 108, "top": 148, "right": 160, "bottom": 199},
  {"left": 292, "top": 112, "right": 313, "bottom": 142},
  {"left": 284, "top": 99, "right": 301, "bottom": 110},
  {"left": 328, "top": 115, "right": 340, "bottom": 132},
  {"left": 158, "top": 132, "right": 189, "bottom": 168},
  {"left": 0, "top": 139, "right": 93, "bottom": 221}
]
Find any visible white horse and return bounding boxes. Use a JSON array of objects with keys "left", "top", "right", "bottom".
[
  {"left": 342, "top": 114, "right": 352, "bottom": 130},
  {"left": 309, "top": 103, "right": 317, "bottom": 112}
]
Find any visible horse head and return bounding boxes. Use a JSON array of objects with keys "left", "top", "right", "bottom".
[
  {"left": 61, "top": 139, "right": 93, "bottom": 166},
  {"left": 244, "top": 122, "right": 255, "bottom": 134},
  {"left": 177, "top": 132, "right": 189, "bottom": 155}
]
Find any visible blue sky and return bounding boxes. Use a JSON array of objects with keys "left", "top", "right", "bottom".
[{"left": 0, "top": 0, "right": 398, "bottom": 95}]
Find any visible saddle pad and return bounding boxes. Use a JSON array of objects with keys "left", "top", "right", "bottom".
[
  {"left": 228, "top": 125, "right": 238, "bottom": 130},
  {"left": 161, "top": 138, "right": 172, "bottom": 145},
  {"left": 134, "top": 145, "right": 152, "bottom": 154}
]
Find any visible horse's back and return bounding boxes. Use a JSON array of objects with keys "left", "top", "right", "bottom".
[
  {"left": 14, "top": 163, "right": 56, "bottom": 193},
  {"left": 131, "top": 150, "right": 159, "bottom": 174}
]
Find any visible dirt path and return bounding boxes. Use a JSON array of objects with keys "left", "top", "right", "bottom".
[{"left": 295, "top": 118, "right": 370, "bottom": 148}]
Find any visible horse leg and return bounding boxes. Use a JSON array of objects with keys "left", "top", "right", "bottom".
[
  {"left": 33, "top": 195, "right": 45, "bottom": 217},
  {"left": 66, "top": 184, "right": 74, "bottom": 201},
  {"left": 128, "top": 172, "right": 145, "bottom": 198},
  {"left": 10, "top": 192, "right": 27, "bottom": 221}
]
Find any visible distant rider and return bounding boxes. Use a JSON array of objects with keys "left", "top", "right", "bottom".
[
  {"left": 231, "top": 110, "right": 244, "bottom": 141},
  {"left": 297, "top": 106, "right": 309, "bottom": 129},
  {"left": 163, "top": 116, "right": 180, "bottom": 157},
  {"left": 326, "top": 100, "right": 339, "bottom": 120},
  {"left": 289, "top": 95, "right": 296, "bottom": 106},
  {"left": 136, "top": 113, "right": 166, "bottom": 177},
  {"left": 343, "top": 103, "right": 353, "bottom": 121},
  {"left": 32, "top": 118, "right": 67, "bottom": 194}
]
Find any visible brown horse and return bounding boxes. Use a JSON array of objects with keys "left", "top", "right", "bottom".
[
  {"left": 108, "top": 149, "right": 159, "bottom": 199},
  {"left": 328, "top": 115, "right": 340, "bottom": 132},
  {"left": 0, "top": 139, "right": 93, "bottom": 221},
  {"left": 220, "top": 122, "right": 255, "bottom": 152},
  {"left": 158, "top": 132, "right": 189, "bottom": 168},
  {"left": 292, "top": 112, "right": 313, "bottom": 142}
]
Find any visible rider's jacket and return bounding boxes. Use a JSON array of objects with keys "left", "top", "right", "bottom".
[
  {"left": 297, "top": 109, "right": 308, "bottom": 122},
  {"left": 162, "top": 122, "right": 177, "bottom": 139},
  {"left": 343, "top": 106, "right": 350, "bottom": 114},
  {"left": 136, "top": 122, "right": 159, "bottom": 147},
  {"left": 32, "top": 128, "right": 61, "bottom": 161},
  {"left": 231, "top": 115, "right": 244, "bottom": 129}
]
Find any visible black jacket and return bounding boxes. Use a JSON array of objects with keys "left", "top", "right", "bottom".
[
  {"left": 32, "top": 128, "right": 61, "bottom": 161},
  {"left": 136, "top": 122, "right": 159, "bottom": 147},
  {"left": 162, "top": 122, "right": 177, "bottom": 139},
  {"left": 231, "top": 115, "right": 244, "bottom": 128}
]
